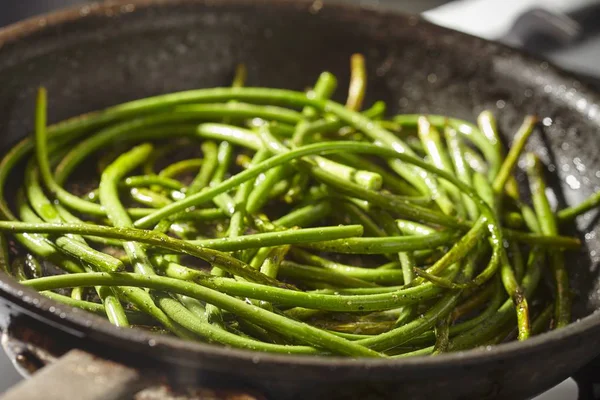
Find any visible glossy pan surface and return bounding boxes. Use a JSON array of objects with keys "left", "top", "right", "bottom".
[{"left": 0, "top": 1, "right": 599, "bottom": 398}]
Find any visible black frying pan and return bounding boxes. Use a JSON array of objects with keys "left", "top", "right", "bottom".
[{"left": 0, "top": 1, "right": 600, "bottom": 399}]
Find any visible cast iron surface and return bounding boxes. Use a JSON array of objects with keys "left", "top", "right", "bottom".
[{"left": 0, "top": 1, "right": 600, "bottom": 398}]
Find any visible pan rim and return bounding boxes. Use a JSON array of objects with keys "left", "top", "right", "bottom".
[{"left": 0, "top": 0, "right": 599, "bottom": 372}]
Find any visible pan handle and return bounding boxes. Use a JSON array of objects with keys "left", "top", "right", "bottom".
[{"left": 0, "top": 349, "right": 152, "bottom": 400}]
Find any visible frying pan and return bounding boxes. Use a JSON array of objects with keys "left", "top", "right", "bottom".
[{"left": 0, "top": 1, "right": 599, "bottom": 399}]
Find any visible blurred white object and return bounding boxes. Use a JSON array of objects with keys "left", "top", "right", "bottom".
[
  {"left": 425, "top": 0, "right": 600, "bottom": 86},
  {"left": 423, "top": 0, "right": 593, "bottom": 39},
  {"left": 533, "top": 378, "right": 579, "bottom": 400}
]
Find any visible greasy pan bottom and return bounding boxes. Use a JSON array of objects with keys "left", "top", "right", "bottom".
[{"left": 0, "top": 1, "right": 600, "bottom": 399}]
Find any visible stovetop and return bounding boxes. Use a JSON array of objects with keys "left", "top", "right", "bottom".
[{"left": 0, "top": 1, "right": 598, "bottom": 399}]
